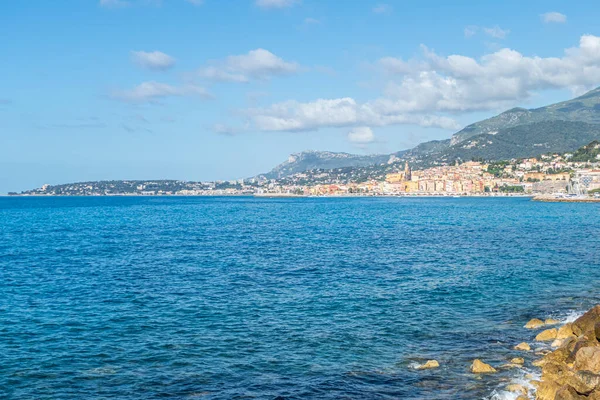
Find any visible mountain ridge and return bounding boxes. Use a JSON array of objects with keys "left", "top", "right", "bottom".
[{"left": 260, "top": 86, "right": 600, "bottom": 177}]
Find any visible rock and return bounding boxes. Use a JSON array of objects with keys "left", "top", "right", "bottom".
[
  {"left": 525, "top": 318, "right": 545, "bottom": 329},
  {"left": 555, "top": 385, "right": 589, "bottom": 400},
  {"left": 546, "top": 318, "right": 561, "bottom": 325},
  {"left": 515, "top": 342, "right": 531, "bottom": 351},
  {"left": 536, "top": 328, "right": 558, "bottom": 341},
  {"left": 596, "top": 322, "right": 600, "bottom": 341},
  {"left": 415, "top": 360, "right": 439, "bottom": 370},
  {"left": 511, "top": 357, "right": 525, "bottom": 364},
  {"left": 545, "top": 347, "right": 571, "bottom": 365},
  {"left": 575, "top": 347, "right": 600, "bottom": 373},
  {"left": 557, "top": 323, "right": 576, "bottom": 340},
  {"left": 471, "top": 359, "right": 497, "bottom": 374},
  {"left": 516, "top": 397, "right": 528, "bottom": 400},
  {"left": 572, "top": 305, "right": 600, "bottom": 337},
  {"left": 564, "top": 371, "right": 600, "bottom": 395},
  {"left": 541, "top": 361, "right": 572, "bottom": 385},
  {"left": 589, "top": 390, "right": 600, "bottom": 400},
  {"left": 534, "top": 380, "right": 562, "bottom": 400},
  {"left": 533, "top": 358, "right": 546, "bottom": 367},
  {"left": 567, "top": 339, "right": 600, "bottom": 364},
  {"left": 506, "top": 383, "right": 528, "bottom": 395}
]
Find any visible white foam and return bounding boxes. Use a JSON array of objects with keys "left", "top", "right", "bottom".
[
  {"left": 486, "top": 368, "right": 540, "bottom": 400},
  {"left": 562, "top": 310, "right": 584, "bottom": 324},
  {"left": 407, "top": 362, "right": 421, "bottom": 370}
]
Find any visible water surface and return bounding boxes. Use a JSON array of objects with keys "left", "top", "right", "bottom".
[{"left": 1, "top": 197, "right": 599, "bottom": 399}]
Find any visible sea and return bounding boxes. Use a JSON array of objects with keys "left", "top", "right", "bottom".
[{"left": 1, "top": 196, "right": 599, "bottom": 400}]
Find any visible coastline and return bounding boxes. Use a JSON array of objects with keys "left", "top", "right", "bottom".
[{"left": 480, "top": 306, "right": 600, "bottom": 399}]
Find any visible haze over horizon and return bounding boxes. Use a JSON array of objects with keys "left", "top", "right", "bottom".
[{"left": 2, "top": 0, "right": 600, "bottom": 193}]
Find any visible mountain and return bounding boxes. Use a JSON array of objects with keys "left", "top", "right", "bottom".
[
  {"left": 432, "top": 121, "right": 600, "bottom": 162},
  {"left": 450, "top": 86, "right": 600, "bottom": 145},
  {"left": 259, "top": 86, "right": 600, "bottom": 177},
  {"left": 260, "top": 150, "right": 402, "bottom": 179}
]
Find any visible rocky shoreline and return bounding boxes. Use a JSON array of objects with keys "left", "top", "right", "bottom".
[
  {"left": 411, "top": 306, "right": 600, "bottom": 399},
  {"left": 523, "top": 305, "right": 600, "bottom": 399},
  {"left": 493, "top": 306, "right": 600, "bottom": 399}
]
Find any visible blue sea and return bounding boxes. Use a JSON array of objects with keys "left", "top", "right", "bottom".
[{"left": 1, "top": 196, "right": 599, "bottom": 399}]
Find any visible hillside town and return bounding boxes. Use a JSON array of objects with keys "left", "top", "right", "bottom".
[{"left": 15, "top": 143, "right": 600, "bottom": 199}]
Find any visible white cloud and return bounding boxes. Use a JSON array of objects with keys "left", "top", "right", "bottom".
[
  {"left": 373, "top": 4, "right": 392, "bottom": 14},
  {"left": 348, "top": 127, "right": 375, "bottom": 144},
  {"left": 256, "top": 0, "right": 300, "bottom": 9},
  {"left": 464, "top": 26, "right": 478, "bottom": 38},
  {"left": 378, "top": 35, "right": 600, "bottom": 112},
  {"left": 99, "top": 0, "right": 130, "bottom": 8},
  {"left": 303, "top": 17, "right": 320, "bottom": 25},
  {"left": 247, "top": 97, "right": 460, "bottom": 132},
  {"left": 541, "top": 12, "right": 567, "bottom": 24},
  {"left": 131, "top": 51, "right": 176, "bottom": 71},
  {"left": 198, "top": 49, "right": 299, "bottom": 82},
  {"left": 229, "top": 35, "right": 600, "bottom": 135},
  {"left": 483, "top": 25, "right": 510, "bottom": 39},
  {"left": 111, "top": 81, "right": 211, "bottom": 103}
]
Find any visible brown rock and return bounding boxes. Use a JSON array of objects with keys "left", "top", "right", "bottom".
[
  {"left": 546, "top": 318, "right": 561, "bottom": 325},
  {"left": 536, "top": 328, "right": 558, "bottom": 341},
  {"left": 471, "top": 359, "right": 497, "bottom": 374},
  {"left": 525, "top": 318, "right": 545, "bottom": 329},
  {"left": 572, "top": 305, "right": 600, "bottom": 337},
  {"left": 564, "top": 371, "right": 600, "bottom": 395},
  {"left": 415, "top": 360, "right": 439, "bottom": 370},
  {"left": 575, "top": 347, "right": 600, "bottom": 373},
  {"left": 511, "top": 357, "right": 525, "bottom": 364},
  {"left": 553, "top": 339, "right": 565, "bottom": 348},
  {"left": 534, "top": 380, "right": 562, "bottom": 400},
  {"left": 568, "top": 339, "right": 600, "bottom": 364},
  {"left": 516, "top": 397, "right": 528, "bottom": 400},
  {"left": 545, "top": 346, "right": 571, "bottom": 365},
  {"left": 541, "top": 361, "right": 572, "bottom": 386},
  {"left": 589, "top": 390, "right": 600, "bottom": 400},
  {"left": 554, "top": 385, "right": 588, "bottom": 400},
  {"left": 557, "top": 323, "right": 576, "bottom": 340},
  {"left": 515, "top": 342, "right": 531, "bottom": 351}
]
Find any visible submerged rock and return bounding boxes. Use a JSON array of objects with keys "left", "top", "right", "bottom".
[
  {"left": 415, "top": 360, "right": 440, "bottom": 370},
  {"left": 511, "top": 357, "right": 525, "bottom": 365},
  {"left": 470, "top": 359, "right": 497, "bottom": 374},
  {"left": 546, "top": 318, "right": 561, "bottom": 325},
  {"left": 536, "top": 328, "right": 558, "bottom": 341},
  {"left": 515, "top": 342, "right": 531, "bottom": 351},
  {"left": 506, "top": 383, "right": 528, "bottom": 395},
  {"left": 525, "top": 318, "right": 545, "bottom": 329}
]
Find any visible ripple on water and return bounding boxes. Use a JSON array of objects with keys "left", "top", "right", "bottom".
[{"left": 1, "top": 196, "right": 599, "bottom": 399}]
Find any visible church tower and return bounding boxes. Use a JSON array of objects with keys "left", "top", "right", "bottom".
[{"left": 404, "top": 162, "right": 412, "bottom": 181}]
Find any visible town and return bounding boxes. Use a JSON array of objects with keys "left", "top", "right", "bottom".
[{"left": 14, "top": 142, "right": 600, "bottom": 199}]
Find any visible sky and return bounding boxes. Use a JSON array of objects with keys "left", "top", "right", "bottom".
[{"left": 2, "top": 0, "right": 600, "bottom": 193}]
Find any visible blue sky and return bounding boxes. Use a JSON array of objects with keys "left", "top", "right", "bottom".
[{"left": 1, "top": 0, "right": 600, "bottom": 193}]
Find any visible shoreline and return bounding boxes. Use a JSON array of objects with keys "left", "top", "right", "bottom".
[{"left": 486, "top": 305, "right": 600, "bottom": 399}]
